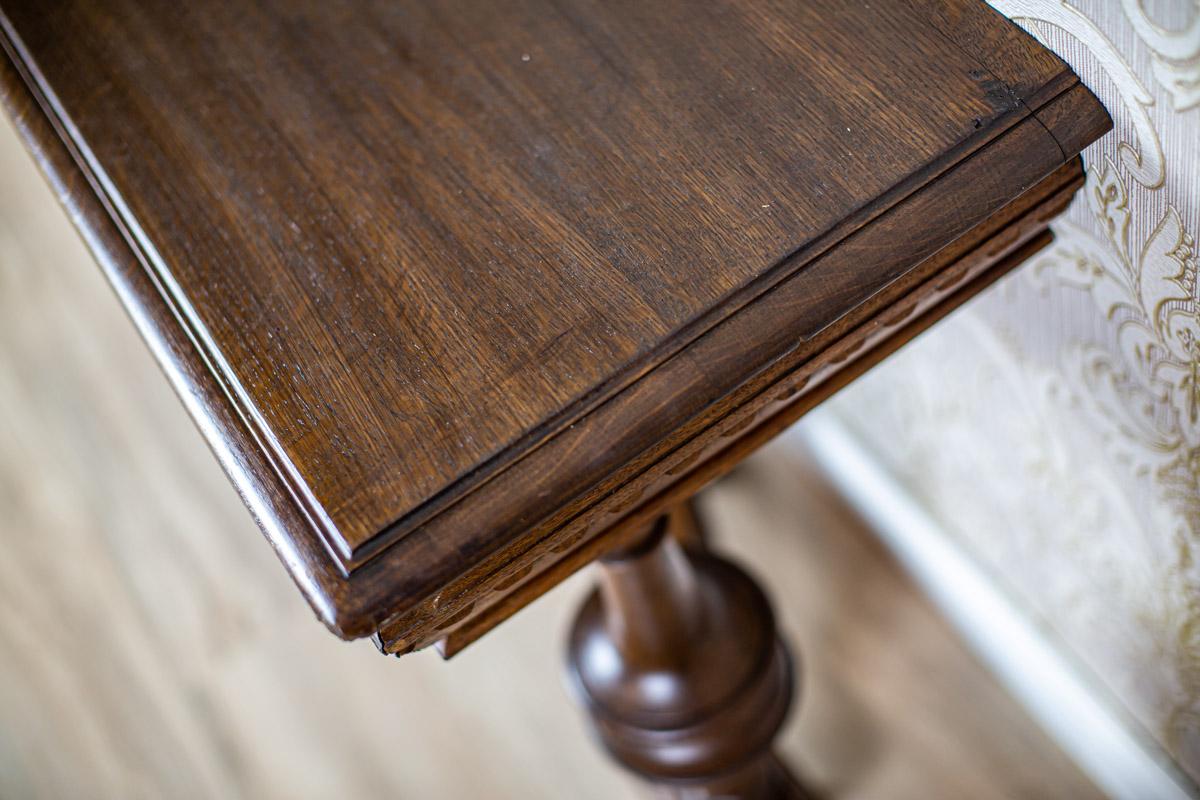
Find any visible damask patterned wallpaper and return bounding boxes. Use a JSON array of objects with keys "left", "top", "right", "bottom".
[{"left": 828, "top": 0, "right": 1200, "bottom": 783}]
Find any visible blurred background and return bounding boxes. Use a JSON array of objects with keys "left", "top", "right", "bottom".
[{"left": 1, "top": 1, "right": 1197, "bottom": 798}]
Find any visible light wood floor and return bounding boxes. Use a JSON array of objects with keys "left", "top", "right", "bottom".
[{"left": 0, "top": 110, "right": 1103, "bottom": 799}]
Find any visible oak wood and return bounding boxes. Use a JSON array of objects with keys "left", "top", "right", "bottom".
[
  {"left": 0, "top": 0, "right": 1110, "bottom": 643},
  {"left": 429, "top": 158, "right": 1081, "bottom": 657}
]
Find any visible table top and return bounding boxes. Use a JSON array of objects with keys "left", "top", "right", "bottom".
[{"left": 0, "top": 0, "right": 1108, "bottom": 644}]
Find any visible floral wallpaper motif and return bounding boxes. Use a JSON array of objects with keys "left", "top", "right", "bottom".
[{"left": 827, "top": 0, "right": 1200, "bottom": 783}]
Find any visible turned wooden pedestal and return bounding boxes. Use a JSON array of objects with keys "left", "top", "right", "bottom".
[{"left": 567, "top": 506, "right": 806, "bottom": 798}]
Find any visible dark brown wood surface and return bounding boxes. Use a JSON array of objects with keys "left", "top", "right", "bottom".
[
  {"left": 406, "top": 154, "right": 1086, "bottom": 657},
  {"left": 0, "top": 0, "right": 1110, "bottom": 643}
]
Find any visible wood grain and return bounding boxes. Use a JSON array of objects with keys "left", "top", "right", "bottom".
[
  {"left": 3, "top": 0, "right": 1063, "bottom": 565},
  {"left": 380, "top": 152, "right": 1086, "bottom": 655},
  {"left": 0, "top": 0, "right": 1110, "bottom": 641}
]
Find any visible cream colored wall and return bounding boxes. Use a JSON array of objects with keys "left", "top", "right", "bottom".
[{"left": 828, "top": 0, "right": 1200, "bottom": 783}]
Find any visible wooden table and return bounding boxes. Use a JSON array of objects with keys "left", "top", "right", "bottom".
[{"left": 0, "top": 1, "right": 1108, "bottom": 796}]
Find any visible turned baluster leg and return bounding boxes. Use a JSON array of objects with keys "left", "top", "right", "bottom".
[{"left": 566, "top": 502, "right": 806, "bottom": 799}]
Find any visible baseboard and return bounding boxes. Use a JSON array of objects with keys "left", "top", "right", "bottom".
[{"left": 790, "top": 409, "right": 1196, "bottom": 800}]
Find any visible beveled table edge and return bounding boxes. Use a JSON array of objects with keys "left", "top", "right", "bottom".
[
  {"left": 1, "top": 6, "right": 1083, "bottom": 573},
  {"left": 0, "top": 22, "right": 1110, "bottom": 641}
]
